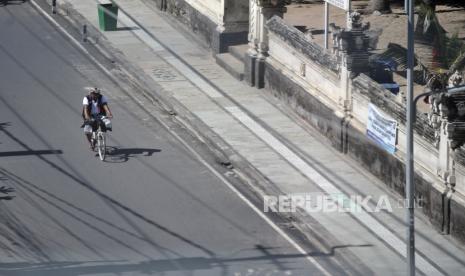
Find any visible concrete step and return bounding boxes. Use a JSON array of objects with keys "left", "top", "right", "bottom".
[
  {"left": 228, "top": 44, "right": 248, "bottom": 63},
  {"left": 215, "top": 53, "right": 244, "bottom": 81}
]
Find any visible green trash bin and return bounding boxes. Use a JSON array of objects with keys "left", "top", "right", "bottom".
[{"left": 98, "top": 3, "right": 118, "bottom": 31}]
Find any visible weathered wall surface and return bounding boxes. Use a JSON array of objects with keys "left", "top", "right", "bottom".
[
  {"left": 224, "top": 0, "right": 249, "bottom": 23},
  {"left": 265, "top": 16, "right": 459, "bottom": 236},
  {"left": 450, "top": 193, "right": 465, "bottom": 243},
  {"left": 265, "top": 63, "right": 344, "bottom": 148},
  {"left": 266, "top": 17, "right": 343, "bottom": 148},
  {"left": 450, "top": 151, "right": 465, "bottom": 242},
  {"left": 151, "top": 0, "right": 248, "bottom": 53},
  {"left": 152, "top": 0, "right": 222, "bottom": 22},
  {"left": 349, "top": 75, "right": 446, "bottom": 231}
]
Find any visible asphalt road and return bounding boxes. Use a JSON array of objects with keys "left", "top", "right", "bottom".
[{"left": 0, "top": 3, "right": 334, "bottom": 276}]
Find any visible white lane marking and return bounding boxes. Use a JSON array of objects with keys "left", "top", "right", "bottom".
[
  {"left": 31, "top": 1, "right": 332, "bottom": 275},
  {"left": 113, "top": 7, "right": 444, "bottom": 275}
]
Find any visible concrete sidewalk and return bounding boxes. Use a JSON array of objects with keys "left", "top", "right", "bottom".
[{"left": 49, "top": 0, "right": 465, "bottom": 274}]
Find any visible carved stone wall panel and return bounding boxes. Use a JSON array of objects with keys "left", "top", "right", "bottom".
[
  {"left": 184, "top": 0, "right": 222, "bottom": 24},
  {"left": 266, "top": 16, "right": 339, "bottom": 72},
  {"left": 268, "top": 36, "right": 341, "bottom": 104},
  {"left": 248, "top": 0, "right": 259, "bottom": 47},
  {"left": 158, "top": 0, "right": 249, "bottom": 53}
]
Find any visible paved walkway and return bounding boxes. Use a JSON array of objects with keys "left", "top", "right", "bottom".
[{"left": 55, "top": 0, "right": 465, "bottom": 274}]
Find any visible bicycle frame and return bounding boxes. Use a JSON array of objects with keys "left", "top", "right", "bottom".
[{"left": 89, "top": 116, "right": 107, "bottom": 161}]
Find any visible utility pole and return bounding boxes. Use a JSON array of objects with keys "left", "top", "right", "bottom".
[{"left": 405, "top": 0, "right": 415, "bottom": 274}]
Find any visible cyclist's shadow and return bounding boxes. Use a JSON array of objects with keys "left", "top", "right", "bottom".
[
  {"left": 102, "top": 147, "right": 161, "bottom": 163},
  {"left": 0, "top": 0, "right": 27, "bottom": 6}
]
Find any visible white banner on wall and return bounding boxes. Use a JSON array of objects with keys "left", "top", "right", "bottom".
[
  {"left": 325, "top": 0, "right": 350, "bottom": 11},
  {"left": 366, "top": 103, "right": 397, "bottom": 154}
]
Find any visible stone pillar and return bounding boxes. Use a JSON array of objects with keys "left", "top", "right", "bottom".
[
  {"left": 160, "top": 0, "right": 167, "bottom": 11},
  {"left": 246, "top": 0, "right": 286, "bottom": 88},
  {"left": 428, "top": 81, "right": 465, "bottom": 233},
  {"left": 344, "top": 12, "right": 370, "bottom": 77},
  {"left": 340, "top": 61, "right": 351, "bottom": 110},
  {"left": 333, "top": 12, "right": 370, "bottom": 110},
  {"left": 245, "top": 0, "right": 259, "bottom": 86},
  {"left": 438, "top": 121, "right": 451, "bottom": 182},
  {"left": 213, "top": 0, "right": 250, "bottom": 53},
  {"left": 154, "top": 0, "right": 167, "bottom": 11},
  {"left": 429, "top": 83, "right": 465, "bottom": 189}
]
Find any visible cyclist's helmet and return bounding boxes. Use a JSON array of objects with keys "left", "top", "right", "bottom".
[{"left": 89, "top": 87, "right": 101, "bottom": 94}]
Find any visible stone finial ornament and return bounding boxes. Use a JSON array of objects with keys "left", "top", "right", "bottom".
[
  {"left": 349, "top": 11, "right": 363, "bottom": 30},
  {"left": 427, "top": 72, "right": 465, "bottom": 149},
  {"left": 427, "top": 72, "right": 449, "bottom": 92},
  {"left": 449, "top": 70, "right": 464, "bottom": 88},
  {"left": 330, "top": 12, "right": 370, "bottom": 77}
]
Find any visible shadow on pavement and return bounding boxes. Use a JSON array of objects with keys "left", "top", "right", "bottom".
[
  {"left": 0, "top": 185, "right": 14, "bottom": 201},
  {"left": 116, "top": 26, "right": 139, "bottom": 31},
  {"left": 0, "top": 149, "right": 63, "bottom": 157},
  {"left": 0, "top": 0, "right": 26, "bottom": 7},
  {"left": 0, "top": 167, "right": 370, "bottom": 274},
  {"left": 103, "top": 147, "right": 161, "bottom": 163},
  {"left": 0, "top": 122, "right": 11, "bottom": 130},
  {"left": 0, "top": 122, "right": 63, "bottom": 158},
  {"left": 0, "top": 242, "right": 372, "bottom": 276}
]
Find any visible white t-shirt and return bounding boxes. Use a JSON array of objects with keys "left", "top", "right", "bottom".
[{"left": 83, "top": 95, "right": 108, "bottom": 115}]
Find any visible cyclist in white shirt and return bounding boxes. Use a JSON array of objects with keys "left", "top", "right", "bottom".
[{"left": 82, "top": 88, "right": 113, "bottom": 150}]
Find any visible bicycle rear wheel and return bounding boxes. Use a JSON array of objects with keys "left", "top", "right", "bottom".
[{"left": 97, "top": 131, "right": 106, "bottom": 161}]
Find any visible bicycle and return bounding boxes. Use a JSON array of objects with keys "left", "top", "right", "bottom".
[{"left": 88, "top": 116, "right": 109, "bottom": 161}]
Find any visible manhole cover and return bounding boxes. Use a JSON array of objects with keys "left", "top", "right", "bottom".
[{"left": 151, "top": 67, "right": 185, "bottom": 82}]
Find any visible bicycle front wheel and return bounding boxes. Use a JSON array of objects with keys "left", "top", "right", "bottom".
[{"left": 97, "top": 132, "right": 106, "bottom": 161}]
